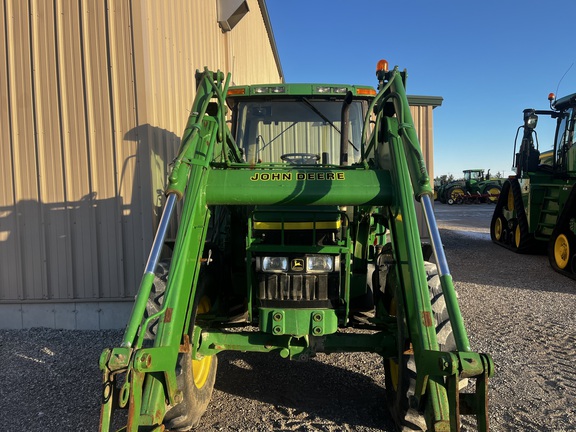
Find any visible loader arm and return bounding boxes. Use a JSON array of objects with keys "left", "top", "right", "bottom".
[
  {"left": 365, "top": 64, "right": 494, "bottom": 430},
  {"left": 99, "top": 69, "right": 239, "bottom": 431}
]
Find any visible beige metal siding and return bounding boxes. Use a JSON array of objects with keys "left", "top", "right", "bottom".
[
  {"left": 227, "top": 0, "right": 281, "bottom": 84},
  {"left": 410, "top": 105, "right": 435, "bottom": 182},
  {"left": 410, "top": 104, "right": 438, "bottom": 241},
  {"left": 1, "top": 0, "right": 281, "bottom": 309}
]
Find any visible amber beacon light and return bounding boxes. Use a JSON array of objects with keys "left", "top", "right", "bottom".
[{"left": 376, "top": 59, "right": 389, "bottom": 74}]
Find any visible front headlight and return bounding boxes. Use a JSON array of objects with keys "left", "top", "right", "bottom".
[
  {"left": 258, "top": 256, "right": 289, "bottom": 273},
  {"left": 306, "top": 255, "right": 336, "bottom": 273}
]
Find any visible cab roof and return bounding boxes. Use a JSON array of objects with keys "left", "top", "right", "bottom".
[
  {"left": 227, "top": 83, "right": 376, "bottom": 98},
  {"left": 554, "top": 92, "right": 576, "bottom": 110}
]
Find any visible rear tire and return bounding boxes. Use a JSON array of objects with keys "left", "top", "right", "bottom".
[
  {"left": 553, "top": 233, "right": 570, "bottom": 269},
  {"left": 144, "top": 255, "right": 218, "bottom": 431},
  {"left": 483, "top": 185, "right": 501, "bottom": 203},
  {"left": 165, "top": 326, "right": 218, "bottom": 431},
  {"left": 549, "top": 231, "right": 573, "bottom": 273},
  {"left": 547, "top": 186, "right": 576, "bottom": 279},
  {"left": 383, "top": 262, "right": 457, "bottom": 431},
  {"left": 446, "top": 186, "right": 464, "bottom": 206}
]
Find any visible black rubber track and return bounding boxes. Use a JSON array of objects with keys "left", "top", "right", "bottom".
[{"left": 490, "top": 178, "right": 535, "bottom": 253}]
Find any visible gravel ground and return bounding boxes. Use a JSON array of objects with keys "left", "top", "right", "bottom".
[{"left": 1, "top": 204, "right": 575, "bottom": 431}]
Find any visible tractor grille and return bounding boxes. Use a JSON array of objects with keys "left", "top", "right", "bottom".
[{"left": 258, "top": 273, "right": 329, "bottom": 302}]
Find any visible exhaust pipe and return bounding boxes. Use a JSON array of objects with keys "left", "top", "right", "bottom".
[{"left": 340, "top": 91, "right": 353, "bottom": 166}]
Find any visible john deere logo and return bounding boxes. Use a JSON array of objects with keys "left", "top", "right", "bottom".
[{"left": 291, "top": 259, "right": 304, "bottom": 271}]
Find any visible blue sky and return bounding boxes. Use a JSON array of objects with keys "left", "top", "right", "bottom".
[{"left": 265, "top": 0, "right": 576, "bottom": 179}]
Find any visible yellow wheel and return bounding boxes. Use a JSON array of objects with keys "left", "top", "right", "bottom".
[
  {"left": 515, "top": 224, "right": 522, "bottom": 249},
  {"left": 485, "top": 186, "right": 501, "bottom": 203},
  {"left": 447, "top": 186, "right": 465, "bottom": 205},
  {"left": 192, "top": 296, "right": 214, "bottom": 389},
  {"left": 494, "top": 218, "right": 503, "bottom": 241},
  {"left": 554, "top": 234, "right": 570, "bottom": 270},
  {"left": 192, "top": 355, "right": 214, "bottom": 389},
  {"left": 506, "top": 188, "right": 514, "bottom": 211}
]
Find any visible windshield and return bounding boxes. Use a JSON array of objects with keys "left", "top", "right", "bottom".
[
  {"left": 464, "top": 171, "right": 483, "bottom": 181},
  {"left": 554, "top": 107, "right": 575, "bottom": 168},
  {"left": 234, "top": 99, "right": 365, "bottom": 165}
]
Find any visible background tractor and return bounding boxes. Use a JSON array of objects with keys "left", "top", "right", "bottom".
[
  {"left": 99, "top": 61, "right": 493, "bottom": 431},
  {"left": 490, "top": 92, "right": 576, "bottom": 279},
  {"left": 437, "top": 169, "right": 503, "bottom": 205}
]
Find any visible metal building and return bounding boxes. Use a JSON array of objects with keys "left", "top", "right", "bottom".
[
  {"left": 0, "top": 0, "right": 282, "bottom": 329},
  {"left": 0, "top": 0, "right": 441, "bottom": 329}
]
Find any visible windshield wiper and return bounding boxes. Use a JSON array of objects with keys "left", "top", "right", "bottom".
[{"left": 300, "top": 97, "right": 359, "bottom": 151}]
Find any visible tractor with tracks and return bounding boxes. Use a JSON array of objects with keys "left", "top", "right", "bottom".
[
  {"left": 490, "top": 92, "right": 576, "bottom": 279},
  {"left": 99, "top": 60, "right": 494, "bottom": 431},
  {"left": 437, "top": 169, "right": 502, "bottom": 205}
]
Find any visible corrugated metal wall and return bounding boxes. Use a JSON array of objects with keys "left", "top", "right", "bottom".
[
  {"left": 410, "top": 102, "right": 440, "bottom": 240},
  {"left": 0, "top": 0, "right": 440, "bottom": 329},
  {"left": 410, "top": 104, "right": 437, "bottom": 182},
  {"left": 0, "top": 0, "right": 281, "bottom": 327}
]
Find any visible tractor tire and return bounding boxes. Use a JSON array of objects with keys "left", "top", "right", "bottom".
[
  {"left": 446, "top": 186, "right": 464, "bottom": 206},
  {"left": 438, "top": 190, "right": 446, "bottom": 204},
  {"left": 483, "top": 185, "right": 501, "bottom": 204},
  {"left": 547, "top": 186, "right": 576, "bottom": 280},
  {"left": 549, "top": 232, "right": 571, "bottom": 271},
  {"left": 164, "top": 294, "right": 218, "bottom": 431},
  {"left": 383, "top": 262, "right": 458, "bottom": 431},
  {"left": 143, "top": 255, "right": 218, "bottom": 431},
  {"left": 143, "top": 260, "right": 170, "bottom": 342}
]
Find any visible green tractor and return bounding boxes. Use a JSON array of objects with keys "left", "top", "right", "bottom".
[
  {"left": 490, "top": 92, "right": 576, "bottom": 278},
  {"left": 99, "top": 60, "right": 493, "bottom": 431},
  {"left": 437, "top": 169, "right": 502, "bottom": 205}
]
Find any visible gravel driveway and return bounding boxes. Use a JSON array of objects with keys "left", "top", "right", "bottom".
[{"left": 1, "top": 204, "right": 575, "bottom": 431}]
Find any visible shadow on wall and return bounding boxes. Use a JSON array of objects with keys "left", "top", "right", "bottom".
[
  {"left": 0, "top": 124, "right": 181, "bottom": 329},
  {"left": 123, "top": 124, "right": 181, "bottom": 229}
]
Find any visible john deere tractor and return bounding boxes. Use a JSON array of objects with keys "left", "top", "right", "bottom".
[
  {"left": 438, "top": 169, "right": 502, "bottom": 205},
  {"left": 491, "top": 92, "right": 576, "bottom": 279},
  {"left": 99, "top": 60, "right": 493, "bottom": 431}
]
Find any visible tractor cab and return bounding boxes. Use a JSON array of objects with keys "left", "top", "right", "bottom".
[
  {"left": 514, "top": 93, "right": 576, "bottom": 177},
  {"left": 228, "top": 84, "right": 375, "bottom": 166},
  {"left": 463, "top": 169, "right": 485, "bottom": 184},
  {"left": 551, "top": 93, "right": 576, "bottom": 175}
]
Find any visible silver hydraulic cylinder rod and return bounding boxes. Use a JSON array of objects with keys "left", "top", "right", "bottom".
[
  {"left": 122, "top": 193, "right": 178, "bottom": 348},
  {"left": 421, "top": 194, "right": 450, "bottom": 277},
  {"left": 145, "top": 193, "right": 178, "bottom": 274}
]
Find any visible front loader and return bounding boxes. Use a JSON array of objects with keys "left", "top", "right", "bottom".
[{"left": 99, "top": 60, "right": 494, "bottom": 431}]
